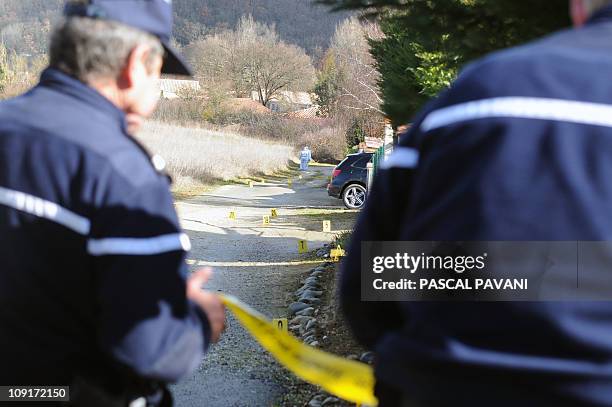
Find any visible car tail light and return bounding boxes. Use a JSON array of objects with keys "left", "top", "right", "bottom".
[{"left": 332, "top": 169, "right": 342, "bottom": 178}]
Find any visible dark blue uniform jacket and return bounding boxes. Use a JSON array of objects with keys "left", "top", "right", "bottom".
[
  {"left": 0, "top": 69, "right": 210, "bottom": 388},
  {"left": 342, "top": 7, "right": 612, "bottom": 407}
]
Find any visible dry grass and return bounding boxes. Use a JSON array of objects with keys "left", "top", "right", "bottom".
[{"left": 136, "top": 121, "right": 294, "bottom": 198}]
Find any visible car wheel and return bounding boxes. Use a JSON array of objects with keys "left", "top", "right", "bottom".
[{"left": 342, "top": 184, "right": 367, "bottom": 209}]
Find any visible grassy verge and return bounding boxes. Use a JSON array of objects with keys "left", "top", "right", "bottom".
[
  {"left": 309, "top": 161, "right": 337, "bottom": 167},
  {"left": 333, "top": 231, "right": 352, "bottom": 249},
  {"left": 230, "top": 162, "right": 303, "bottom": 186},
  {"left": 135, "top": 121, "right": 295, "bottom": 199},
  {"left": 171, "top": 180, "right": 225, "bottom": 201},
  {"left": 293, "top": 208, "right": 359, "bottom": 216}
]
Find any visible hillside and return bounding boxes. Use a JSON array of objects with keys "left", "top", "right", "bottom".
[
  {"left": 173, "top": 0, "right": 350, "bottom": 53},
  {"left": 0, "top": 0, "right": 349, "bottom": 56}
]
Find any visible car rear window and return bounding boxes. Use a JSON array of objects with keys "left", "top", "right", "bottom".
[
  {"left": 337, "top": 154, "right": 372, "bottom": 169},
  {"left": 336, "top": 157, "right": 352, "bottom": 169},
  {"left": 352, "top": 155, "right": 373, "bottom": 169}
]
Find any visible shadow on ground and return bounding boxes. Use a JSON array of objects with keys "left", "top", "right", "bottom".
[{"left": 171, "top": 166, "right": 358, "bottom": 407}]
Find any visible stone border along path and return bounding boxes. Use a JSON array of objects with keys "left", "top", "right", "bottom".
[
  {"left": 293, "top": 260, "right": 376, "bottom": 407},
  {"left": 171, "top": 166, "right": 359, "bottom": 407}
]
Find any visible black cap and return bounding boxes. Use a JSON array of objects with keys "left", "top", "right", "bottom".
[{"left": 64, "top": 0, "right": 192, "bottom": 76}]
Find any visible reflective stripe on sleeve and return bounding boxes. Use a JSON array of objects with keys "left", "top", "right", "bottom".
[
  {"left": 0, "top": 186, "right": 91, "bottom": 235},
  {"left": 380, "top": 147, "right": 420, "bottom": 170},
  {"left": 420, "top": 97, "right": 612, "bottom": 132},
  {"left": 87, "top": 233, "right": 192, "bottom": 256}
]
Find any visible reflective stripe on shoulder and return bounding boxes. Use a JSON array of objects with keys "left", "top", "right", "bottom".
[
  {"left": 380, "top": 147, "right": 420, "bottom": 170},
  {"left": 0, "top": 186, "right": 91, "bottom": 235},
  {"left": 87, "top": 233, "right": 192, "bottom": 256},
  {"left": 420, "top": 97, "right": 612, "bottom": 132}
]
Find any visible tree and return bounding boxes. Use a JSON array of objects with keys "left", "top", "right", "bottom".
[
  {"left": 0, "top": 0, "right": 348, "bottom": 58},
  {"left": 317, "top": 0, "right": 570, "bottom": 126},
  {"left": 331, "top": 17, "right": 384, "bottom": 116},
  {"left": 313, "top": 18, "right": 385, "bottom": 144},
  {"left": 186, "top": 16, "right": 316, "bottom": 106},
  {"left": 367, "top": 13, "right": 447, "bottom": 125},
  {"left": 314, "top": 49, "right": 342, "bottom": 116},
  {"left": 346, "top": 116, "right": 368, "bottom": 147},
  {"left": 329, "top": 18, "right": 386, "bottom": 142},
  {"left": 0, "top": 43, "right": 8, "bottom": 94},
  {"left": 173, "top": 19, "right": 208, "bottom": 46},
  {"left": 173, "top": 0, "right": 351, "bottom": 54}
]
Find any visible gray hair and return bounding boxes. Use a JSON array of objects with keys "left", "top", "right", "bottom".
[{"left": 50, "top": 17, "right": 164, "bottom": 84}]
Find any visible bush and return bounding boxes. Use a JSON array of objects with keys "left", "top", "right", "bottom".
[
  {"left": 152, "top": 98, "right": 206, "bottom": 124},
  {"left": 299, "top": 126, "right": 346, "bottom": 163},
  {"left": 151, "top": 97, "right": 347, "bottom": 163},
  {"left": 238, "top": 112, "right": 322, "bottom": 142},
  {"left": 346, "top": 118, "right": 367, "bottom": 149}
]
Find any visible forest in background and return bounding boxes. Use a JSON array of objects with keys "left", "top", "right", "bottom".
[
  {"left": 1, "top": 0, "right": 577, "bottom": 162},
  {"left": 0, "top": 0, "right": 372, "bottom": 162},
  {"left": 0, "top": 0, "right": 349, "bottom": 57}
]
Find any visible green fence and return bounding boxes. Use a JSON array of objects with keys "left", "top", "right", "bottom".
[{"left": 371, "top": 146, "right": 386, "bottom": 177}]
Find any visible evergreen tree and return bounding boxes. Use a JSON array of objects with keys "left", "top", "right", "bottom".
[
  {"left": 318, "top": 0, "right": 570, "bottom": 125},
  {"left": 314, "top": 50, "right": 343, "bottom": 116}
]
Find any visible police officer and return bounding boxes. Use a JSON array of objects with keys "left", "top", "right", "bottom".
[
  {"left": 342, "top": 0, "right": 612, "bottom": 405},
  {"left": 0, "top": 1, "right": 225, "bottom": 406}
]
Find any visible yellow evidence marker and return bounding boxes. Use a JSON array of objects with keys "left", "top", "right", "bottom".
[
  {"left": 330, "top": 245, "right": 346, "bottom": 262},
  {"left": 263, "top": 215, "right": 271, "bottom": 226},
  {"left": 323, "top": 220, "right": 331, "bottom": 233},
  {"left": 298, "top": 240, "right": 308, "bottom": 254},
  {"left": 229, "top": 211, "right": 237, "bottom": 220},
  {"left": 272, "top": 318, "right": 288, "bottom": 332},
  {"left": 271, "top": 208, "right": 278, "bottom": 218},
  {"left": 288, "top": 179, "right": 293, "bottom": 187}
]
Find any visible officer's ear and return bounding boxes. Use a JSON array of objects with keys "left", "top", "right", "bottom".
[
  {"left": 118, "top": 44, "right": 157, "bottom": 90},
  {"left": 570, "top": 0, "right": 589, "bottom": 27}
]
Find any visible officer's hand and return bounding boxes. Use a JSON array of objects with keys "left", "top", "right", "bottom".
[{"left": 187, "top": 268, "right": 226, "bottom": 343}]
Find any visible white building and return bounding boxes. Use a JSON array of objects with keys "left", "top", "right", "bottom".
[
  {"left": 250, "top": 90, "right": 314, "bottom": 112},
  {"left": 158, "top": 78, "right": 201, "bottom": 99}
]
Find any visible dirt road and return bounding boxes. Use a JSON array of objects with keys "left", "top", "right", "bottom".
[{"left": 171, "top": 166, "right": 357, "bottom": 407}]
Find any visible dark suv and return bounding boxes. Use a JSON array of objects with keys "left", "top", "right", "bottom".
[{"left": 327, "top": 152, "right": 373, "bottom": 209}]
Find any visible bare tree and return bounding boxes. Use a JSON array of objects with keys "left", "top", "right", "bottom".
[
  {"left": 331, "top": 17, "right": 384, "bottom": 116},
  {"left": 246, "top": 41, "right": 315, "bottom": 107},
  {"left": 186, "top": 16, "right": 315, "bottom": 105}
]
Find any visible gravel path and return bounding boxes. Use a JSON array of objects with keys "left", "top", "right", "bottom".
[{"left": 171, "top": 166, "right": 350, "bottom": 407}]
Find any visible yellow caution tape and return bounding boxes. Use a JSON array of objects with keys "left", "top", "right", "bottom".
[{"left": 219, "top": 294, "right": 378, "bottom": 406}]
